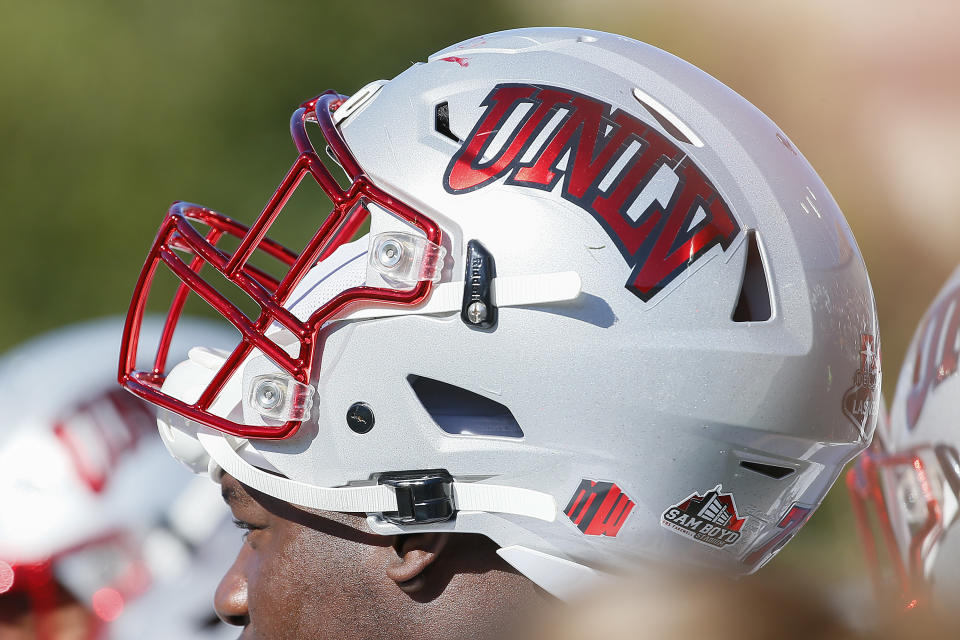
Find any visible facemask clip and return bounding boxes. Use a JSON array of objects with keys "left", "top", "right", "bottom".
[{"left": 369, "top": 232, "right": 445, "bottom": 284}]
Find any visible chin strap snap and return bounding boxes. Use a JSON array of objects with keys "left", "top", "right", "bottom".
[{"left": 197, "top": 431, "right": 557, "bottom": 523}]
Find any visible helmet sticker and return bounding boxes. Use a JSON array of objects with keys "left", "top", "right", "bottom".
[
  {"left": 661, "top": 485, "right": 746, "bottom": 549},
  {"left": 741, "top": 503, "right": 811, "bottom": 568},
  {"left": 563, "top": 479, "right": 635, "bottom": 537},
  {"left": 443, "top": 83, "right": 741, "bottom": 301},
  {"left": 842, "top": 333, "right": 881, "bottom": 439},
  {"left": 905, "top": 281, "right": 960, "bottom": 431}
]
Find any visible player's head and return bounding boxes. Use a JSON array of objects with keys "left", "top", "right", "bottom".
[
  {"left": 117, "top": 27, "right": 879, "bottom": 638},
  {"left": 0, "top": 317, "right": 237, "bottom": 640},
  {"left": 848, "top": 265, "right": 960, "bottom": 611}
]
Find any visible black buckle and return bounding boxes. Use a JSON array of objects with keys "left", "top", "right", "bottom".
[
  {"left": 378, "top": 469, "right": 455, "bottom": 525},
  {"left": 461, "top": 240, "right": 497, "bottom": 329}
]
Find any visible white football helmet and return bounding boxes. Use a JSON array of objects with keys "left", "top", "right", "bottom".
[
  {"left": 0, "top": 317, "right": 238, "bottom": 639},
  {"left": 848, "top": 265, "right": 960, "bottom": 610},
  {"left": 118, "top": 28, "right": 880, "bottom": 598}
]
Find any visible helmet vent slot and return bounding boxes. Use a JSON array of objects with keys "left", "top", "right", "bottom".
[
  {"left": 408, "top": 375, "right": 523, "bottom": 438},
  {"left": 739, "top": 460, "right": 795, "bottom": 479},
  {"left": 434, "top": 102, "right": 461, "bottom": 143},
  {"left": 732, "top": 230, "right": 772, "bottom": 323},
  {"left": 632, "top": 87, "right": 703, "bottom": 147}
]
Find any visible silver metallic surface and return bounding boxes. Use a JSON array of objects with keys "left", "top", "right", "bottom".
[{"left": 467, "top": 301, "right": 487, "bottom": 324}]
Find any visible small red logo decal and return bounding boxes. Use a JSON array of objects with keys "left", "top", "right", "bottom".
[
  {"left": 443, "top": 83, "right": 741, "bottom": 301},
  {"left": 439, "top": 56, "right": 469, "bottom": 67},
  {"left": 564, "top": 479, "right": 635, "bottom": 537},
  {"left": 742, "top": 503, "right": 811, "bottom": 568}
]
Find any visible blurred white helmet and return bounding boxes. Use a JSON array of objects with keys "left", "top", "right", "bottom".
[
  {"left": 119, "top": 28, "right": 880, "bottom": 598},
  {"left": 848, "top": 266, "right": 960, "bottom": 611},
  {"left": 0, "top": 317, "right": 238, "bottom": 639}
]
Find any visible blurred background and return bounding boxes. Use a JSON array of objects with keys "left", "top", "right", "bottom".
[{"left": 1, "top": 0, "right": 957, "bottom": 591}]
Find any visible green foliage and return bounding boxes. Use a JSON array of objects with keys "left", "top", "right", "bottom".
[{"left": 0, "top": 1, "right": 515, "bottom": 349}]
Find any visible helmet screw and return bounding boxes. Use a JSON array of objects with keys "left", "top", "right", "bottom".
[
  {"left": 253, "top": 379, "right": 284, "bottom": 411},
  {"left": 346, "top": 402, "right": 375, "bottom": 434},
  {"left": 466, "top": 301, "right": 487, "bottom": 324},
  {"left": 377, "top": 239, "right": 403, "bottom": 268}
]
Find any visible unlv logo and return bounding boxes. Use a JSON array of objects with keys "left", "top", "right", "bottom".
[
  {"left": 443, "top": 84, "right": 741, "bottom": 301},
  {"left": 53, "top": 389, "right": 155, "bottom": 492},
  {"left": 906, "top": 281, "right": 960, "bottom": 431}
]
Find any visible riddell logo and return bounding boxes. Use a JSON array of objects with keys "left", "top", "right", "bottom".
[
  {"left": 564, "top": 479, "right": 635, "bottom": 537},
  {"left": 661, "top": 485, "right": 746, "bottom": 549},
  {"left": 443, "top": 83, "right": 741, "bottom": 301}
]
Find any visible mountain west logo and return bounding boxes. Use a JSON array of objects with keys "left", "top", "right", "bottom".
[
  {"left": 661, "top": 485, "right": 746, "bottom": 549},
  {"left": 842, "top": 333, "right": 881, "bottom": 439},
  {"left": 564, "top": 479, "right": 635, "bottom": 537},
  {"left": 443, "top": 83, "right": 741, "bottom": 301}
]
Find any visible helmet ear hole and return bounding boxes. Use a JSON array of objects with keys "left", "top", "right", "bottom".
[
  {"left": 732, "top": 230, "right": 772, "bottom": 323},
  {"left": 408, "top": 375, "right": 523, "bottom": 438}
]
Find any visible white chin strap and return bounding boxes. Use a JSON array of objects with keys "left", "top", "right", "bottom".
[
  {"left": 197, "top": 431, "right": 557, "bottom": 522},
  {"left": 338, "top": 271, "right": 582, "bottom": 321}
]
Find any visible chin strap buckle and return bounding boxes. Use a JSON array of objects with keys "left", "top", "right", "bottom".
[{"left": 378, "top": 469, "right": 455, "bottom": 525}]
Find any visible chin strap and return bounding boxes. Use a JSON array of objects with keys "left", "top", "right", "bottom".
[
  {"left": 338, "top": 271, "right": 582, "bottom": 321},
  {"left": 197, "top": 431, "right": 557, "bottom": 523}
]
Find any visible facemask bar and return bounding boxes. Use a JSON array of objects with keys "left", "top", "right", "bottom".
[
  {"left": 119, "top": 91, "right": 442, "bottom": 439},
  {"left": 846, "top": 447, "right": 943, "bottom": 609}
]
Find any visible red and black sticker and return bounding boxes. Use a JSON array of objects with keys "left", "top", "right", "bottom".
[
  {"left": 741, "top": 503, "right": 811, "bottom": 568},
  {"left": 661, "top": 485, "right": 746, "bottom": 549},
  {"left": 443, "top": 83, "right": 741, "bottom": 302},
  {"left": 842, "top": 333, "right": 881, "bottom": 438},
  {"left": 564, "top": 479, "right": 635, "bottom": 537}
]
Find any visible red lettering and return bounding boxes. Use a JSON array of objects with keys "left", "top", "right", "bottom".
[
  {"left": 564, "top": 479, "right": 635, "bottom": 537},
  {"left": 582, "top": 485, "right": 635, "bottom": 537},
  {"left": 444, "top": 85, "right": 543, "bottom": 192},
  {"left": 513, "top": 97, "right": 633, "bottom": 198},
  {"left": 444, "top": 83, "right": 741, "bottom": 302},
  {"left": 628, "top": 161, "right": 739, "bottom": 298},
  {"left": 53, "top": 390, "right": 154, "bottom": 492}
]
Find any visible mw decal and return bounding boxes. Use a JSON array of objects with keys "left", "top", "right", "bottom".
[{"left": 564, "top": 479, "right": 635, "bottom": 537}]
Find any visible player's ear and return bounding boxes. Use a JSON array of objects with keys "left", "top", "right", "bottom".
[{"left": 386, "top": 532, "right": 450, "bottom": 592}]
